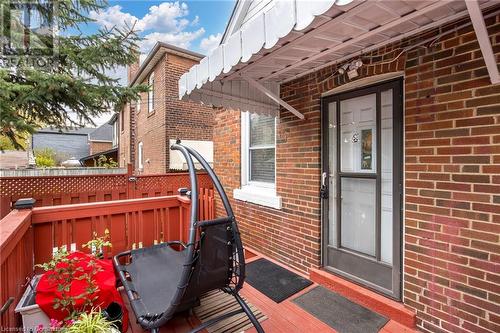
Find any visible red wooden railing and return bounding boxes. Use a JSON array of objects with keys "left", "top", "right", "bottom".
[
  {"left": 0, "top": 209, "right": 34, "bottom": 329},
  {"left": 30, "top": 196, "right": 192, "bottom": 266},
  {"left": 0, "top": 191, "right": 214, "bottom": 328},
  {"left": 198, "top": 188, "right": 215, "bottom": 221},
  {"left": 0, "top": 165, "right": 214, "bottom": 218}
]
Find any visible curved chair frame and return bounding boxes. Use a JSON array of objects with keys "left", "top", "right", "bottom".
[{"left": 114, "top": 142, "right": 264, "bottom": 333}]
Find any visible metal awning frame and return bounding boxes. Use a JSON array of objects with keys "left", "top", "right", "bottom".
[
  {"left": 466, "top": 0, "right": 500, "bottom": 84},
  {"left": 180, "top": 0, "right": 500, "bottom": 119}
]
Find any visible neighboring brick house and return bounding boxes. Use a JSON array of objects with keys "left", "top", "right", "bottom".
[
  {"left": 88, "top": 123, "right": 114, "bottom": 155},
  {"left": 80, "top": 119, "right": 118, "bottom": 167},
  {"left": 119, "top": 42, "right": 214, "bottom": 174},
  {"left": 180, "top": 1, "right": 500, "bottom": 333}
]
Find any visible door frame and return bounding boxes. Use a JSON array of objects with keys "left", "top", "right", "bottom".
[{"left": 320, "top": 77, "right": 404, "bottom": 300}]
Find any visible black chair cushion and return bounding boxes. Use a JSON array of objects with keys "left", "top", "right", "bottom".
[{"left": 120, "top": 244, "right": 186, "bottom": 316}]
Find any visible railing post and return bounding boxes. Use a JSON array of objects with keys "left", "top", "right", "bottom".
[
  {"left": 13, "top": 198, "right": 36, "bottom": 210},
  {"left": 126, "top": 164, "right": 136, "bottom": 199},
  {"left": 0, "top": 199, "right": 35, "bottom": 328}
]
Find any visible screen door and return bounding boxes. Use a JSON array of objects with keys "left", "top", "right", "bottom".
[{"left": 321, "top": 78, "right": 403, "bottom": 299}]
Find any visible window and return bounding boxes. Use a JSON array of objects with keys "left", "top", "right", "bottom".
[
  {"left": 148, "top": 72, "right": 154, "bottom": 113},
  {"left": 112, "top": 121, "right": 118, "bottom": 147},
  {"left": 248, "top": 113, "right": 275, "bottom": 183},
  {"left": 233, "top": 112, "right": 281, "bottom": 209},
  {"left": 120, "top": 110, "right": 124, "bottom": 132},
  {"left": 136, "top": 97, "right": 141, "bottom": 113},
  {"left": 138, "top": 142, "right": 144, "bottom": 170}
]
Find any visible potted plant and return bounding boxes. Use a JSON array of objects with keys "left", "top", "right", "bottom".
[
  {"left": 83, "top": 231, "right": 113, "bottom": 259},
  {"left": 15, "top": 274, "right": 50, "bottom": 331},
  {"left": 16, "top": 233, "right": 118, "bottom": 332},
  {"left": 66, "top": 309, "right": 120, "bottom": 333}
]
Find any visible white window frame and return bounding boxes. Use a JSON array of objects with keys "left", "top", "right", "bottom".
[
  {"left": 112, "top": 121, "right": 118, "bottom": 147},
  {"left": 138, "top": 141, "right": 144, "bottom": 170},
  {"left": 148, "top": 72, "right": 154, "bottom": 113},
  {"left": 233, "top": 112, "right": 281, "bottom": 209},
  {"left": 136, "top": 96, "right": 141, "bottom": 113}
]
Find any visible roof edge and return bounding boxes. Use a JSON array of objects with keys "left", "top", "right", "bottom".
[
  {"left": 79, "top": 147, "right": 118, "bottom": 162},
  {"left": 130, "top": 42, "right": 204, "bottom": 86}
]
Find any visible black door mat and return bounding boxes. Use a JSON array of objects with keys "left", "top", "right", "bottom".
[
  {"left": 292, "top": 286, "right": 389, "bottom": 333},
  {"left": 245, "top": 258, "right": 313, "bottom": 303}
]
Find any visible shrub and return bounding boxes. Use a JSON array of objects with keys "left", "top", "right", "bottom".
[
  {"left": 95, "top": 155, "right": 118, "bottom": 168},
  {"left": 35, "top": 148, "right": 57, "bottom": 167},
  {"left": 0, "top": 135, "right": 27, "bottom": 150}
]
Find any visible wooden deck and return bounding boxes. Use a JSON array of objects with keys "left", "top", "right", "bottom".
[{"left": 124, "top": 252, "right": 418, "bottom": 333}]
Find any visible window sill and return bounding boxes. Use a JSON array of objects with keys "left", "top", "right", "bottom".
[
  {"left": 147, "top": 110, "right": 155, "bottom": 117},
  {"left": 233, "top": 186, "right": 282, "bottom": 209}
]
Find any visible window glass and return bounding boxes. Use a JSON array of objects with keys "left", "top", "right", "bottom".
[
  {"left": 148, "top": 73, "right": 154, "bottom": 112},
  {"left": 341, "top": 178, "right": 376, "bottom": 256},
  {"left": 120, "top": 110, "right": 124, "bottom": 131},
  {"left": 138, "top": 142, "right": 144, "bottom": 169},
  {"left": 248, "top": 113, "right": 275, "bottom": 183},
  {"left": 250, "top": 149, "right": 275, "bottom": 183},
  {"left": 340, "top": 93, "right": 376, "bottom": 173},
  {"left": 250, "top": 114, "right": 275, "bottom": 146},
  {"left": 112, "top": 121, "right": 117, "bottom": 147}
]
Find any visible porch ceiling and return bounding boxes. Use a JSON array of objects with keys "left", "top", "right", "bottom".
[{"left": 179, "top": 0, "right": 499, "bottom": 117}]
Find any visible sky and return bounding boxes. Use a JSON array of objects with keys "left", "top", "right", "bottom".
[{"left": 81, "top": 1, "right": 235, "bottom": 126}]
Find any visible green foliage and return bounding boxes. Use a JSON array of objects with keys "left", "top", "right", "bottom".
[
  {"left": 95, "top": 155, "right": 118, "bottom": 168},
  {"left": 65, "top": 309, "right": 117, "bottom": 333},
  {"left": 0, "top": 134, "right": 27, "bottom": 150},
  {"left": 36, "top": 246, "right": 103, "bottom": 320},
  {"left": 0, "top": 0, "right": 148, "bottom": 149},
  {"left": 35, "top": 148, "right": 57, "bottom": 167},
  {"left": 36, "top": 231, "right": 114, "bottom": 321},
  {"left": 82, "top": 231, "right": 112, "bottom": 258}
]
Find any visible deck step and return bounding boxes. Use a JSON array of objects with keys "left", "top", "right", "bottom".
[{"left": 309, "top": 268, "right": 416, "bottom": 329}]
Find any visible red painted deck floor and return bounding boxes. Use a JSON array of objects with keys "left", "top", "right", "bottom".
[{"left": 124, "top": 252, "right": 419, "bottom": 333}]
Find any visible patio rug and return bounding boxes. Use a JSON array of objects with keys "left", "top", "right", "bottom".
[
  {"left": 292, "top": 286, "right": 389, "bottom": 333},
  {"left": 193, "top": 290, "right": 267, "bottom": 333},
  {"left": 245, "top": 258, "right": 313, "bottom": 303}
]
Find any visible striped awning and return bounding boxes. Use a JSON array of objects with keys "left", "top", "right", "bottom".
[
  {"left": 179, "top": 0, "right": 353, "bottom": 116},
  {"left": 179, "top": 0, "right": 499, "bottom": 117}
]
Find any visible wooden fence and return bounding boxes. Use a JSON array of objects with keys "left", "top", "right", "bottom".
[
  {"left": 0, "top": 209, "right": 34, "bottom": 328},
  {"left": 0, "top": 193, "right": 214, "bottom": 328},
  {"left": 0, "top": 165, "right": 213, "bottom": 218}
]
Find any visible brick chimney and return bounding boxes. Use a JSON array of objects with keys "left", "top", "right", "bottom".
[{"left": 128, "top": 50, "right": 140, "bottom": 84}]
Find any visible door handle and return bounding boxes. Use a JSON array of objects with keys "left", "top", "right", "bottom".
[{"left": 320, "top": 172, "right": 328, "bottom": 199}]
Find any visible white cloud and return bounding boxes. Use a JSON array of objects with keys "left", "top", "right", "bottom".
[
  {"left": 90, "top": 1, "right": 203, "bottom": 55},
  {"left": 89, "top": 5, "right": 140, "bottom": 30},
  {"left": 199, "top": 33, "right": 222, "bottom": 54},
  {"left": 141, "top": 28, "right": 205, "bottom": 55},
  {"left": 191, "top": 15, "right": 200, "bottom": 26},
  {"left": 140, "top": 2, "right": 190, "bottom": 33}
]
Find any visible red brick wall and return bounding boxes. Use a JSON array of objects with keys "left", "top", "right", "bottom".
[
  {"left": 164, "top": 54, "right": 214, "bottom": 169},
  {"left": 134, "top": 54, "right": 168, "bottom": 174},
  {"left": 401, "top": 14, "right": 500, "bottom": 333},
  {"left": 89, "top": 141, "right": 112, "bottom": 155},
  {"left": 119, "top": 103, "right": 132, "bottom": 167},
  {"left": 121, "top": 49, "right": 214, "bottom": 174},
  {"left": 213, "top": 13, "right": 500, "bottom": 333}
]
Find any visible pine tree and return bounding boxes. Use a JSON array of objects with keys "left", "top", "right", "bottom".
[{"left": 0, "top": 0, "right": 147, "bottom": 149}]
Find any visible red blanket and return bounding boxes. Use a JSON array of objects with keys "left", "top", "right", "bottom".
[{"left": 36, "top": 251, "right": 128, "bottom": 332}]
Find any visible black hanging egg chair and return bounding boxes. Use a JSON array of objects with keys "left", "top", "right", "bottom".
[{"left": 113, "top": 142, "right": 265, "bottom": 333}]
